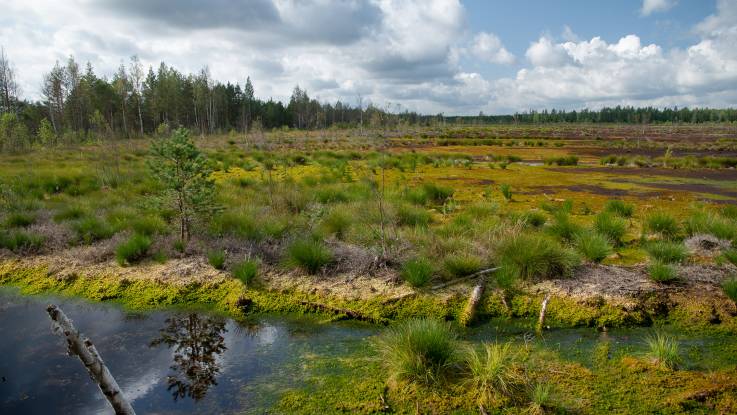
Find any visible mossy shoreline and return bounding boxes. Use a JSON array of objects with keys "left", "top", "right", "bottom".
[{"left": 2, "top": 259, "right": 732, "bottom": 333}]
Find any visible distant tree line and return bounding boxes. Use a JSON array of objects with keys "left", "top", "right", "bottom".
[
  {"left": 456, "top": 107, "right": 737, "bottom": 125},
  {"left": 0, "top": 48, "right": 735, "bottom": 151}
]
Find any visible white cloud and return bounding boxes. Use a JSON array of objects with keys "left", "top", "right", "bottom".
[
  {"left": 0, "top": 0, "right": 736, "bottom": 114},
  {"left": 470, "top": 32, "right": 515, "bottom": 64},
  {"left": 525, "top": 36, "right": 571, "bottom": 67},
  {"left": 641, "top": 0, "right": 676, "bottom": 16}
]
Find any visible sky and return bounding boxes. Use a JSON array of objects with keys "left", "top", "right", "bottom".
[{"left": 1, "top": 0, "right": 736, "bottom": 115}]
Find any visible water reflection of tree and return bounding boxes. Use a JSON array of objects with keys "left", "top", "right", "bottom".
[{"left": 150, "top": 314, "right": 227, "bottom": 402}]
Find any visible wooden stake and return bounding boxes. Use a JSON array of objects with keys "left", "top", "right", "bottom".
[
  {"left": 459, "top": 276, "right": 487, "bottom": 327},
  {"left": 536, "top": 294, "right": 552, "bottom": 334},
  {"left": 46, "top": 304, "right": 136, "bottom": 415}
]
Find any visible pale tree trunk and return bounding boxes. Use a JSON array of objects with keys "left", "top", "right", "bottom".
[{"left": 46, "top": 304, "right": 136, "bottom": 415}]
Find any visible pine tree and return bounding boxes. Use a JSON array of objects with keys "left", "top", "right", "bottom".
[{"left": 147, "top": 128, "right": 217, "bottom": 242}]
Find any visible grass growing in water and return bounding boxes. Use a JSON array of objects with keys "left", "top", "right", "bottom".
[
  {"left": 287, "top": 239, "right": 333, "bottom": 274},
  {"left": 574, "top": 231, "right": 612, "bottom": 263},
  {"left": 115, "top": 234, "right": 152, "bottom": 266},
  {"left": 464, "top": 342, "right": 522, "bottom": 402},
  {"left": 400, "top": 258, "right": 433, "bottom": 287},
  {"left": 375, "top": 318, "right": 458, "bottom": 385},
  {"left": 645, "top": 331, "right": 681, "bottom": 369}
]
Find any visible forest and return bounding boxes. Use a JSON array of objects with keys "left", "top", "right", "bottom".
[{"left": 1, "top": 49, "right": 736, "bottom": 153}]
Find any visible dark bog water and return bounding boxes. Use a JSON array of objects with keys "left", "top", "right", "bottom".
[
  {"left": 0, "top": 288, "right": 377, "bottom": 414},
  {"left": 1, "top": 287, "right": 735, "bottom": 414}
]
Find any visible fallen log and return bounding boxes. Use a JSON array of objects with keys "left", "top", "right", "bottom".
[
  {"left": 46, "top": 304, "right": 136, "bottom": 415},
  {"left": 381, "top": 268, "right": 501, "bottom": 305},
  {"left": 536, "top": 294, "right": 552, "bottom": 334},
  {"left": 430, "top": 267, "right": 500, "bottom": 291},
  {"left": 459, "top": 276, "right": 487, "bottom": 327},
  {"left": 299, "top": 301, "right": 377, "bottom": 323}
]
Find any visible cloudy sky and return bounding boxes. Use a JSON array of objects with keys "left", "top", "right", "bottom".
[{"left": 1, "top": 0, "right": 736, "bottom": 114}]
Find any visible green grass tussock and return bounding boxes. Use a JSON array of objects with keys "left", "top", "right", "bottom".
[
  {"left": 603, "top": 199, "right": 634, "bottom": 218},
  {"left": 594, "top": 212, "right": 627, "bottom": 245},
  {"left": 286, "top": 239, "right": 333, "bottom": 274},
  {"left": 645, "top": 211, "right": 680, "bottom": 240},
  {"left": 71, "top": 216, "right": 115, "bottom": 245},
  {"left": 400, "top": 258, "right": 433, "bottom": 287},
  {"left": 648, "top": 261, "right": 678, "bottom": 283},
  {"left": 575, "top": 230, "right": 612, "bottom": 263},
  {"left": 115, "top": 233, "right": 152, "bottom": 266},
  {"left": 207, "top": 249, "right": 226, "bottom": 270},
  {"left": 645, "top": 241, "right": 687, "bottom": 264},
  {"left": 232, "top": 259, "right": 258, "bottom": 285},
  {"left": 375, "top": 318, "right": 458, "bottom": 385},
  {"left": 495, "top": 233, "right": 579, "bottom": 280},
  {"left": 645, "top": 331, "right": 681, "bottom": 370},
  {"left": 464, "top": 342, "right": 522, "bottom": 402}
]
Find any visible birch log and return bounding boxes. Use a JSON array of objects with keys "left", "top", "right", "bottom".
[
  {"left": 46, "top": 304, "right": 136, "bottom": 415},
  {"left": 536, "top": 294, "right": 552, "bottom": 334},
  {"left": 459, "top": 277, "right": 487, "bottom": 327}
]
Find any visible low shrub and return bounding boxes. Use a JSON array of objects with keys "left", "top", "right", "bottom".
[
  {"left": 115, "top": 234, "right": 151, "bottom": 266},
  {"left": 604, "top": 200, "right": 634, "bottom": 218},
  {"left": 495, "top": 233, "right": 579, "bottom": 280},
  {"left": 375, "top": 318, "right": 458, "bottom": 385},
  {"left": 593, "top": 212, "right": 626, "bottom": 245},
  {"left": 287, "top": 239, "right": 333, "bottom": 274},
  {"left": 400, "top": 258, "right": 434, "bottom": 287},
  {"left": 645, "top": 331, "right": 681, "bottom": 369},
  {"left": 648, "top": 261, "right": 678, "bottom": 283},
  {"left": 575, "top": 231, "right": 612, "bottom": 263},
  {"left": 464, "top": 342, "right": 522, "bottom": 401},
  {"left": 645, "top": 211, "right": 680, "bottom": 240},
  {"left": 646, "top": 241, "right": 687, "bottom": 264},
  {"left": 232, "top": 259, "right": 258, "bottom": 285},
  {"left": 207, "top": 249, "right": 226, "bottom": 270}
]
